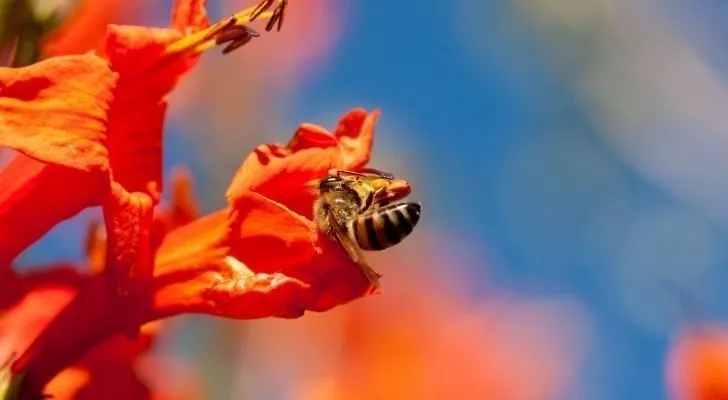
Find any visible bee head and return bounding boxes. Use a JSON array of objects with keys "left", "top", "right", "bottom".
[{"left": 318, "top": 175, "right": 344, "bottom": 193}]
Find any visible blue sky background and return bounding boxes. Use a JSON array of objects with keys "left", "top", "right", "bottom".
[{"left": 18, "top": 0, "right": 728, "bottom": 398}]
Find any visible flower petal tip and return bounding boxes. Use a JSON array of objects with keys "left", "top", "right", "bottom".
[{"left": 0, "top": 54, "right": 118, "bottom": 173}]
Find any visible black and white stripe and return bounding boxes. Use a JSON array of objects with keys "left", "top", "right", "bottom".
[{"left": 347, "top": 202, "right": 421, "bottom": 251}]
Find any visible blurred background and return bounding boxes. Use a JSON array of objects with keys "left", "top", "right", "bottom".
[{"left": 9, "top": 0, "right": 728, "bottom": 398}]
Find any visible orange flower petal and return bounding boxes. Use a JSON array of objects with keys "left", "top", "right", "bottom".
[
  {"left": 0, "top": 264, "right": 83, "bottom": 310},
  {"left": 0, "top": 268, "right": 160, "bottom": 400},
  {"left": 106, "top": 98, "right": 166, "bottom": 198},
  {"left": 103, "top": 182, "right": 155, "bottom": 338},
  {"left": 0, "top": 285, "right": 77, "bottom": 375},
  {"left": 103, "top": 24, "right": 191, "bottom": 199},
  {"left": 0, "top": 155, "right": 102, "bottom": 269},
  {"left": 0, "top": 3, "right": 209, "bottom": 271},
  {"left": 154, "top": 191, "right": 373, "bottom": 316},
  {"left": 0, "top": 267, "right": 87, "bottom": 384},
  {"left": 102, "top": 1, "right": 208, "bottom": 196},
  {"left": 171, "top": 0, "right": 211, "bottom": 33},
  {"left": 333, "top": 107, "right": 377, "bottom": 167},
  {"left": 13, "top": 192, "right": 374, "bottom": 396},
  {"left": 227, "top": 191, "right": 373, "bottom": 312},
  {"left": 99, "top": 1, "right": 210, "bottom": 327},
  {"left": 105, "top": 25, "right": 186, "bottom": 102},
  {"left": 0, "top": 54, "right": 117, "bottom": 173},
  {"left": 225, "top": 108, "right": 379, "bottom": 218}
]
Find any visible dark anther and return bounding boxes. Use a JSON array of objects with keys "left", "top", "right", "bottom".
[
  {"left": 251, "top": 0, "right": 288, "bottom": 32},
  {"left": 214, "top": 25, "right": 261, "bottom": 55},
  {"left": 204, "top": 17, "right": 237, "bottom": 40},
  {"left": 250, "top": 0, "right": 276, "bottom": 21},
  {"left": 265, "top": 0, "right": 288, "bottom": 32}
]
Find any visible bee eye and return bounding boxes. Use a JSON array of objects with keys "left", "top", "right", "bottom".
[{"left": 319, "top": 176, "right": 341, "bottom": 190}]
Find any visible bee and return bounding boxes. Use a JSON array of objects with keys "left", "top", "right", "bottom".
[{"left": 311, "top": 168, "right": 421, "bottom": 291}]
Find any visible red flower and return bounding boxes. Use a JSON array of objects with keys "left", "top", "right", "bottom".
[
  {"left": 0, "top": 267, "right": 162, "bottom": 400},
  {"left": 0, "top": 0, "right": 287, "bottom": 340},
  {"left": 0, "top": 1, "right": 402, "bottom": 397},
  {"left": 0, "top": 168, "right": 198, "bottom": 400},
  {"left": 5, "top": 108, "right": 387, "bottom": 399},
  {"left": 232, "top": 243, "right": 588, "bottom": 400}
]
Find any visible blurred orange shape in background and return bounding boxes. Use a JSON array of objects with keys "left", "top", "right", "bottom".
[
  {"left": 0, "top": 268, "right": 161, "bottom": 400},
  {"left": 234, "top": 234, "right": 591, "bottom": 400},
  {"left": 42, "top": 0, "right": 144, "bottom": 58},
  {"left": 666, "top": 323, "right": 728, "bottom": 400}
]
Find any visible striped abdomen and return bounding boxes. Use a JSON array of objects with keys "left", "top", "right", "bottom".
[{"left": 346, "top": 202, "right": 421, "bottom": 251}]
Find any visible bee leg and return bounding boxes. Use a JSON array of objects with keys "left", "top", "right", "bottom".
[{"left": 325, "top": 209, "right": 382, "bottom": 291}]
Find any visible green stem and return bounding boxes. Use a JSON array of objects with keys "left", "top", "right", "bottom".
[{"left": 11, "top": 22, "right": 41, "bottom": 67}]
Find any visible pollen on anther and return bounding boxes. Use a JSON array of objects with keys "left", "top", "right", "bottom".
[{"left": 214, "top": 25, "right": 260, "bottom": 54}]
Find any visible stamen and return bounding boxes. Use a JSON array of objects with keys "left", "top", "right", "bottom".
[
  {"left": 250, "top": 0, "right": 276, "bottom": 21},
  {"left": 265, "top": 0, "right": 288, "bottom": 32},
  {"left": 203, "top": 17, "right": 238, "bottom": 41},
  {"left": 216, "top": 25, "right": 261, "bottom": 55},
  {"left": 164, "top": 4, "right": 275, "bottom": 56}
]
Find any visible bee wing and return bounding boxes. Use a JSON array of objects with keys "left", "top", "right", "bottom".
[{"left": 325, "top": 207, "right": 382, "bottom": 291}]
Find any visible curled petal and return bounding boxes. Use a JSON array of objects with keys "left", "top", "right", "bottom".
[
  {"left": 0, "top": 54, "right": 117, "bottom": 173},
  {"left": 287, "top": 123, "right": 339, "bottom": 150},
  {"left": 226, "top": 108, "right": 379, "bottom": 217},
  {"left": 334, "top": 107, "right": 377, "bottom": 167},
  {"left": 226, "top": 192, "right": 373, "bottom": 311},
  {"left": 154, "top": 192, "right": 373, "bottom": 317},
  {"left": 105, "top": 26, "right": 187, "bottom": 102},
  {"left": 203, "top": 257, "right": 311, "bottom": 319}
]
